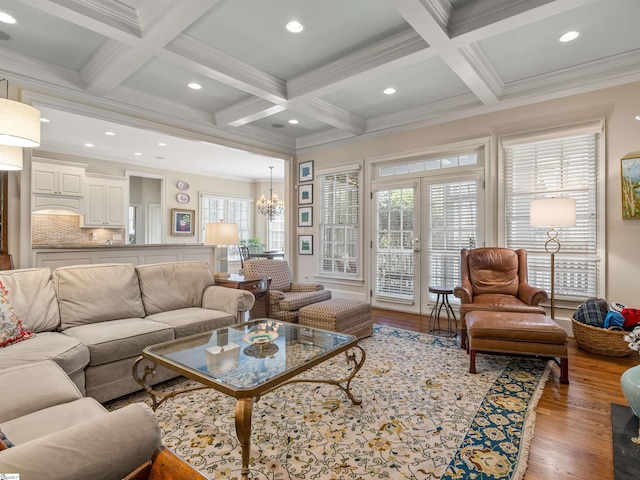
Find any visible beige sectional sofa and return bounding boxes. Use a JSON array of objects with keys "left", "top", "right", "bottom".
[
  {"left": 0, "top": 261, "right": 254, "bottom": 403},
  {"left": 0, "top": 360, "right": 163, "bottom": 480}
]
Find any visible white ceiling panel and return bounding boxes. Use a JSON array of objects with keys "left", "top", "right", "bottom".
[
  {"left": 0, "top": 0, "right": 638, "bottom": 175},
  {"left": 323, "top": 56, "right": 473, "bottom": 119}
]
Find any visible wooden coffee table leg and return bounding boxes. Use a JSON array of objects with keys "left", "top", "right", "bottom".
[{"left": 235, "top": 397, "right": 254, "bottom": 480}]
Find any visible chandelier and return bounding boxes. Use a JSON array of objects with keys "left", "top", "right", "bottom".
[{"left": 257, "top": 166, "right": 284, "bottom": 221}]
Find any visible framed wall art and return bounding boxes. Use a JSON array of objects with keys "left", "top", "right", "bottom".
[
  {"left": 299, "top": 160, "right": 314, "bottom": 182},
  {"left": 622, "top": 153, "right": 640, "bottom": 219},
  {"left": 298, "top": 206, "right": 313, "bottom": 227},
  {"left": 298, "top": 235, "right": 313, "bottom": 255},
  {"left": 298, "top": 183, "right": 313, "bottom": 204},
  {"left": 171, "top": 208, "right": 196, "bottom": 236}
]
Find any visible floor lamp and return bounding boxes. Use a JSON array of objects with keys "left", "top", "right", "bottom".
[
  {"left": 530, "top": 197, "right": 576, "bottom": 319},
  {"left": 204, "top": 220, "right": 240, "bottom": 278}
]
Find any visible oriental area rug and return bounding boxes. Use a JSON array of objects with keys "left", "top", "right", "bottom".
[{"left": 106, "top": 326, "right": 550, "bottom": 480}]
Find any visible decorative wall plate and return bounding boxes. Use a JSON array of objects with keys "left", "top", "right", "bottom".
[
  {"left": 177, "top": 181, "right": 190, "bottom": 191},
  {"left": 176, "top": 193, "right": 190, "bottom": 204}
]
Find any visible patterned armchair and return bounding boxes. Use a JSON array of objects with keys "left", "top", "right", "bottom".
[{"left": 240, "top": 259, "right": 331, "bottom": 322}]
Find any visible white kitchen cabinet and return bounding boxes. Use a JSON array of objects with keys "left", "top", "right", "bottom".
[
  {"left": 32, "top": 160, "right": 87, "bottom": 197},
  {"left": 82, "top": 174, "right": 128, "bottom": 227}
]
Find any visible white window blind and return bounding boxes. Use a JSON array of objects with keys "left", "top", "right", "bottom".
[
  {"left": 503, "top": 131, "right": 601, "bottom": 299},
  {"left": 375, "top": 186, "right": 415, "bottom": 301},
  {"left": 428, "top": 180, "right": 478, "bottom": 288},
  {"left": 319, "top": 170, "right": 360, "bottom": 277}
]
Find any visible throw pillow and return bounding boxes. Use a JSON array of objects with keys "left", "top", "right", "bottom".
[
  {"left": 0, "top": 280, "right": 35, "bottom": 348},
  {"left": 0, "top": 428, "right": 14, "bottom": 450},
  {"left": 621, "top": 308, "right": 640, "bottom": 330}
]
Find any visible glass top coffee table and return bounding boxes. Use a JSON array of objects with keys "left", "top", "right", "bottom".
[{"left": 132, "top": 319, "right": 366, "bottom": 480}]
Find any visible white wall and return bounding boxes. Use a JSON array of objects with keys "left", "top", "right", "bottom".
[{"left": 294, "top": 81, "right": 640, "bottom": 307}]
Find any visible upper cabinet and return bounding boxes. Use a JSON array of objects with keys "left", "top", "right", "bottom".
[
  {"left": 82, "top": 174, "right": 128, "bottom": 227},
  {"left": 32, "top": 160, "right": 87, "bottom": 197}
]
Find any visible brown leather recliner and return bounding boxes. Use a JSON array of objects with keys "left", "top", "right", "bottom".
[{"left": 453, "top": 247, "right": 548, "bottom": 349}]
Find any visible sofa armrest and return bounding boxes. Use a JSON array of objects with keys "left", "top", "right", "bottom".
[
  {"left": 290, "top": 283, "right": 324, "bottom": 292},
  {"left": 0, "top": 403, "right": 162, "bottom": 480},
  {"left": 202, "top": 285, "right": 255, "bottom": 315},
  {"left": 453, "top": 280, "right": 473, "bottom": 303},
  {"left": 0, "top": 360, "right": 82, "bottom": 423},
  {"left": 518, "top": 283, "right": 548, "bottom": 306}
]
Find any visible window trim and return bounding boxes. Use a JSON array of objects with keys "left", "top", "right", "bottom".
[
  {"left": 315, "top": 164, "right": 363, "bottom": 283},
  {"left": 497, "top": 119, "right": 606, "bottom": 307}
]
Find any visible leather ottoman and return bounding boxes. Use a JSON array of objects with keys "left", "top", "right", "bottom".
[
  {"left": 465, "top": 311, "right": 569, "bottom": 384},
  {"left": 298, "top": 298, "right": 373, "bottom": 340}
]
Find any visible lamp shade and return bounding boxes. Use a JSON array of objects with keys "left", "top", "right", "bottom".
[
  {"left": 0, "top": 98, "right": 41, "bottom": 147},
  {"left": 530, "top": 198, "right": 576, "bottom": 227},
  {"left": 204, "top": 221, "right": 240, "bottom": 246},
  {"left": 0, "top": 145, "right": 23, "bottom": 170}
]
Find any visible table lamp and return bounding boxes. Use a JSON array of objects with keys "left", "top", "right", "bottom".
[
  {"left": 204, "top": 220, "right": 240, "bottom": 278},
  {"left": 530, "top": 197, "right": 576, "bottom": 319}
]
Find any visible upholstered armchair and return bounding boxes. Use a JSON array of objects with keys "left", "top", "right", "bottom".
[
  {"left": 240, "top": 259, "right": 331, "bottom": 322},
  {"left": 454, "top": 247, "right": 548, "bottom": 349}
]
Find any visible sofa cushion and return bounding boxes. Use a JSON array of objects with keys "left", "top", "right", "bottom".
[
  {"left": 62, "top": 318, "right": 174, "bottom": 366},
  {"left": 146, "top": 307, "right": 235, "bottom": 338},
  {"left": 136, "top": 262, "right": 215, "bottom": 315},
  {"left": 0, "top": 268, "right": 60, "bottom": 332},
  {"left": 0, "top": 332, "right": 89, "bottom": 380},
  {"left": 54, "top": 263, "right": 146, "bottom": 329},
  {"left": 278, "top": 290, "right": 332, "bottom": 311},
  {"left": 1, "top": 397, "right": 106, "bottom": 446},
  {"left": 0, "top": 281, "right": 34, "bottom": 348}
]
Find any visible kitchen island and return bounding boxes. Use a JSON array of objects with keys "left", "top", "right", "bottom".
[{"left": 32, "top": 243, "right": 215, "bottom": 270}]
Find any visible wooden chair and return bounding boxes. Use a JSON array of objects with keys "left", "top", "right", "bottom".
[
  {"left": 124, "top": 446, "right": 210, "bottom": 480},
  {"left": 238, "top": 245, "right": 251, "bottom": 268},
  {"left": 0, "top": 254, "right": 14, "bottom": 271}
]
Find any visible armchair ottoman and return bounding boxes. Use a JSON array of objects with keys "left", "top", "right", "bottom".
[
  {"left": 299, "top": 298, "right": 373, "bottom": 340},
  {"left": 466, "top": 311, "right": 569, "bottom": 384}
]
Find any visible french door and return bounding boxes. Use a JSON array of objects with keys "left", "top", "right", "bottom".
[{"left": 371, "top": 176, "right": 482, "bottom": 314}]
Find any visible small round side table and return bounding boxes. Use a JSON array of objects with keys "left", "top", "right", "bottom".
[{"left": 428, "top": 286, "right": 457, "bottom": 337}]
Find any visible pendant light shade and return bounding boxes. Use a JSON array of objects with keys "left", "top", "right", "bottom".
[
  {"left": 0, "top": 144, "right": 23, "bottom": 170},
  {"left": 0, "top": 97, "right": 41, "bottom": 148}
]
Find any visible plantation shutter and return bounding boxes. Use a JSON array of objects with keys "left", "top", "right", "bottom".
[
  {"left": 503, "top": 130, "right": 601, "bottom": 299},
  {"left": 319, "top": 170, "right": 360, "bottom": 277},
  {"left": 428, "top": 180, "right": 478, "bottom": 289}
]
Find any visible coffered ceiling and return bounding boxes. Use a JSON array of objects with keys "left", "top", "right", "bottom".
[{"left": 1, "top": 0, "right": 639, "bottom": 179}]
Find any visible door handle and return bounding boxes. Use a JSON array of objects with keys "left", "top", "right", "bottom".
[{"left": 413, "top": 237, "right": 420, "bottom": 253}]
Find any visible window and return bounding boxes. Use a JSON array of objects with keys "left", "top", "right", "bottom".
[
  {"left": 501, "top": 122, "right": 604, "bottom": 301},
  {"left": 201, "top": 195, "right": 251, "bottom": 260},
  {"left": 428, "top": 179, "right": 479, "bottom": 289},
  {"left": 268, "top": 216, "right": 285, "bottom": 251},
  {"left": 318, "top": 168, "right": 360, "bottom": 278}
]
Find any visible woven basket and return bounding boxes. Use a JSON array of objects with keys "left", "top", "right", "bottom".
[{"left": 572, "top": 318, "right": 632, "bottom": 357}]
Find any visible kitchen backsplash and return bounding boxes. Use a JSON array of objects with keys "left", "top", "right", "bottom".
[{"left": 32, "top": 215, "right": 126, "bottom": 246}]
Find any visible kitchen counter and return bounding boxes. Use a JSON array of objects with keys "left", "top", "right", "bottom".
[{"left": 32, "top": 243, "right": 207, "bottom": 249}]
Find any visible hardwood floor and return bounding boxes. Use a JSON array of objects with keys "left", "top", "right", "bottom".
[{"left": 371, "top": 308, "right": 640, "bottom": 480}]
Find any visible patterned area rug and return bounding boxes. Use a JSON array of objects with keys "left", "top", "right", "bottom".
[{"left": 106, "top": 326, "right": 550, "bottom": 479}]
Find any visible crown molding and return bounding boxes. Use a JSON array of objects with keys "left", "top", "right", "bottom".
[
  {"left": 216, "top": 98, "right": 286, "bottom": 128},
  {"left": 163, "top": 34, "right": 287, "bottom": 103},
  {"left": 0, "top": 48, "right": 83, "bottom": 90},
  {"left": 288, "top": 29, "right": 430, "bottom": 101},
  {"left": 50, "top": 0, "right": 143, "bottom": 37}
]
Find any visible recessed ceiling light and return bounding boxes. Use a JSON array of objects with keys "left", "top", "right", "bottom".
[
  {"left": 286, "top": 20, "right": 303, "bottom": 33},
  {"left": 104, "top": 131, "right": 115, "bottom": 136},
  {"left": 187, "top": 82, "right": 202, "bottom": 90},
  {"left": 559, "top": 31, "right": 580, "bottom": 42},
  {"left": 383, "top": 87, "right": 396, "bottom": 95},
  {"left": 288, "top": 119, "right": 299, "bottom": 124},
  {"left": 133, "top": 152, "right": 142, "bottom": 156},
  {"left": 40, "top": 118, "right": 50, "bottom": 123},
  {"left": 84, "top": 143, "right": 94, "bottom": 148},
  {"left": 635, "top": 115, "right": 640, "bottom": 121},
  {"left": 158, "top": 142, "right": 167, "bottom": 146},
  {"left": 0, "top": 12, "right": 17, "bottom": 24}
]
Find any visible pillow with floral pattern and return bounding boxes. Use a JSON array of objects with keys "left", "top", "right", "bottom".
[{"left": 0, "top": 280, "right": 35, "bottom": 348}]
